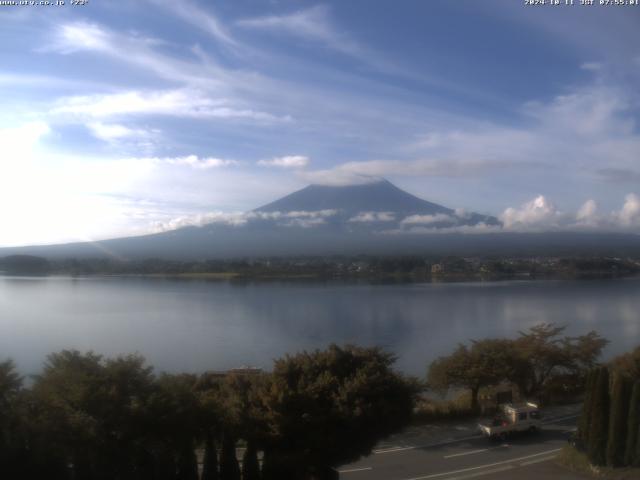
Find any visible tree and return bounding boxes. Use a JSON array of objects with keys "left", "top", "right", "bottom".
[
  {"left": 201, "top": 433, "right": 219, "bottom": 480},
  {"left": 578, "top": 369, "right": 597, "bottom": 442},
  {"left": 219, "top": 433, "right": 241, "bottom": 480},
  {"left": 260, "top": 344, "right": 419, "bottom": 478},
  {"left": 30, "top": 350, "right": 160, "bottom": 479},
  {"left": 216, "top": 373, "right": 266, "bottom": 480},
  {"left": 0, "top": 359, "right": 26, "bottom": 478},
  {"left": 149, "top": 374, "right": 202, "bottom": 479},
  {"left": 606, "top": 372, "right": 631, "bottom": 466},
  {"left": 195, "top": 373, "right": 224, "bottom": 480},
  {"left": 611, "top": 346, "right": 640, "bottom": 381},
  {"left": 514, "top": 324, "right": 607, "bottom": 397},
  {"left": 241, "top": 442, "right": 260, "bottom": 480},
  {"left": 176, "top": 443, "right": 199, "bottom": 480},
  {"left": 563, "top": 331, "right": 610, "bottom": 375},
  {"left": 428, "top": 339, "right": 522, "bottom": 411},
  {"left": 625, "top": 382, "right": 640, "bottom": 466},
  {"left": 30, "top": 350, "right": 106, "bottom": 479},
  {"left": 588, "top": 366, "right": 610, "bottom": 466}
]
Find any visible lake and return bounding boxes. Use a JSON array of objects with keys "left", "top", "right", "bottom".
[{"left": 1, "top": 275, "right": 638, "bottom": 377}]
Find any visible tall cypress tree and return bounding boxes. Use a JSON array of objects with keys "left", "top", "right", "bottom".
[
  {"left": 241, "top": 441, "right": 260, "bottom": 480},
  {"left": 219, "top": 433, "right": 241, "bottom": 480},
  {"left": 635, "top": 422, "right": 640, "bottom": 467},
  {"left": 579, "top": 369, "right": 597, "bottom": 442},
  {"left": 625, "top": 382, "right": 640, "bottom": 467},
  {"left": 176, "top": 442, "right": 199, "bottom": 480},
  {"left": 606, "top": 372, "right": 631, "bottom": 467},
  {"left": 587, "top": 366, "right": 610, "bottom": 466},
  {"left": 202, "top": 433, "right": 219, "bottom": 480}
]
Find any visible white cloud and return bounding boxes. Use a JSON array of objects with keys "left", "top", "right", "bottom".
[
  {"left": 348, "top": 211, "right": 395, "bottom": 223},
  {"left": 501, "top": 195, "right": 569, "bottom": 231},
  {"left": 153, "top": 211, "right": 249, "bottom": 232},
  {"left": 298, "top": 169, "right": 382, "bottom": 187},
  {"left": 237, "top": 5, "right": 361, "bottom": 56},
  {"left": 381, "top": 223, "right": 502, "bottom": 236},
  {"left": 146, "top": 0, "right": 236, "bottom": 47},
  {"left": 301, "top": 158, "right": 513, "bottom": 186},
  {"left": 498, "top": 194, "right": 640, "bottom": 233},
  {"left": 123, "top": 155, "right": 238, "bottom": 170},
  {"left": 47, "top": 22, "right": 112, "bottom": 54},
  {"left": 257, "top": 155, "right": 309, "bottom": 168},
  {"left": 576, "top": 199, "right": 598, "bottom": 225},
  {"left": 379, "top": 193, "right": 640, "bottom": 235},
  {"left": 87, "top": 122, "right": 154, "bottom": 143},
  {"left": 44, "top": 21, "right": 291, "bottom": 125},
  {"left": 153, "top": 209, "right": 338, "bottom": 232},
  {"left": 401, "top": 213, "right": 456, "bottom": 226},
  {"left": 0, "top": 121, "right": 50, "bottom": 161},
  {"left": 53, "top": 90, "right": 288, "bottom": 123},
  {"left": 581, "top": 62, "right": 602, "bottom": 71},
  {"left": 302, "top": 84, "right": 639, "bottom": 189},
  {"left": 281, "top": 209, "right": 337, "bottom": 219},
  {"left": 283, "top": 217, "right": 328, "bottom": 228},
  {"left": 617, "top": 193, "right": 640, "bottom": 227}
]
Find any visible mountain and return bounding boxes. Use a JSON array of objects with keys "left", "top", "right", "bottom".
[
  {"left": 254, "top": 179, "right": 499, "bottom": 230},
  {"left": 0, "top": 180, "right": 638, "bottom": 259},
  {"left": 258, "top": 180, "right": 452, "bottom": 216}
]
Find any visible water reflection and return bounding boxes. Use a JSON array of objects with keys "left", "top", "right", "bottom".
[{"left": 0, "top": 276, "right": 638, "bottom": 376}]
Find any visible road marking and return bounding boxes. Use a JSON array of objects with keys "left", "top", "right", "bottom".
[
  {"left": 401, "top": 448, "right": 562, "bottom": 480},
  {"left": 447, "top": 465, "right": 514, "bottom": 480},
  {"left": 374, "top": 414, "right": 578, "bottom": 455},
  {"left": 519, "top": 455, "right": 556, "bottom": 466},
  {"left": 374, "top": 435, "right": 479, "bottom": 454},
  {"left": 443, "top": 444, "right": 509, "bottom": 459},
  {"left": 338, "top": 467, "right": 373, "bottom": 474},
  {"left": 542, "top": 414, "right": 579, "bottom": 424}
]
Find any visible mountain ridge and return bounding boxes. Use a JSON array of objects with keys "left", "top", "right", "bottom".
[
  {"left": 0, "top": 179, "right": 637, "bottom": 259},
  {"left": 256, "top": 179, "right": 454, "bottom": 217}
]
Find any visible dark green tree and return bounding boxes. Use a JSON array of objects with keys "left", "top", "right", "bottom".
[
  {"left": 201, "top": 432, "right": 219, "bottom": 480},
  {"left": 219, "top": 433, "right": 241, "bottom": 480},
  {"left": 636, "top": 423, "right": 640, "bottom": 467},
  {"left": 260, "top": 344, "right": 419, "bottom": 478},
  {"left": 241, "top": 442, "right": 260, "bottom": 480},
  {"left": 176, "top": 442, "right": 199, "bottom": 480},
  {"left": 606, "top": 372, "right": 631, "bottom": 466},
  {"left": 428, "top": 339, "right": 522, "bottom": 411},
  {"left": 514, "top": 324, "right": 607, "bottom": 397},
  {"left": 29, "top": 350, "right": 161, "bottom": 480},
  {"left": 149, "top": 374, "right": 202, "bottom": 479},
  {"left": 0, "top": 359, "right": 26, "bottom": 478},
  {"left": 195, "top": 373, "right": 225, "bottom": 480},
  {"left": 261, "top": 449, "right": 293, "bottom": 480},
  {"left": 588, "top": 366, "right": 610, "bottom": 466},
  {"left": 578, "top": 369, "right": 597, "bottom": 442},
  {"left": 611, "top": 346, "right": 640, "bottom": 381},
  {"left": 624, "top": 381, "right": 640, "bottom": 466},
  {"left": 216, "top": 373, "right": 268, "bottom": 480}
]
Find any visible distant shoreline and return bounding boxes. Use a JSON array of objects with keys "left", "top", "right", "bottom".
[
  {"left": 1, "top": 253, "right": 639, "bottom": 283},
  {"left": 2, "top": 270, "right": 639, "bottom": 285}
]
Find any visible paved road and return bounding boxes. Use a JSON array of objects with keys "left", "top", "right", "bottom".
[{"left": 338, "top": 413, "right": 581, "bottom": 480}]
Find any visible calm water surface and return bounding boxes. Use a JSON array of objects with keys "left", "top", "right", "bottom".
[{"left": 1, "top": 275, "right": 638, "bottom": 376}]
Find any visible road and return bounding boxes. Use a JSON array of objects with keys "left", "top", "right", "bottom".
[{"left": 338, "top": 413, "right": 581, "bottom": 480}]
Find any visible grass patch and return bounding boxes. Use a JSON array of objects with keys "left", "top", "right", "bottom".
[
  {"left": 556, "top": 445, "right": 640, "bottom": 479},
  {"left": 411, "top": 392, "right": 481, "bottom": 424}
]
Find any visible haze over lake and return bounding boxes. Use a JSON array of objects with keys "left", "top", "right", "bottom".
[{"left": 1, "top": 275, "right": 638, "bottom": 377}]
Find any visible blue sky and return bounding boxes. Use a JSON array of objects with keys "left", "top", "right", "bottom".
[{"left": 1, "top": 0, "right": 639, "bottom": 246}]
